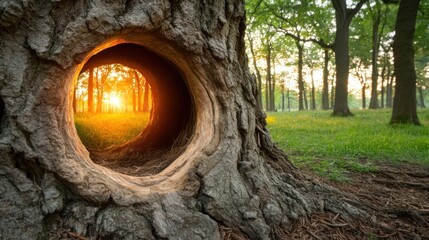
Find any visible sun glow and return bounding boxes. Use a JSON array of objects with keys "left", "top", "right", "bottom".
[
  {"left": 110, "top": 95, "right": 121, "bottom": 107},
  {"left": 75, "top": 64, "right": 152, "bottom": 113}
]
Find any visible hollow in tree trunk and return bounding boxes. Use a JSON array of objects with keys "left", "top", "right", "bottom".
[{"left": 0, "top": 0, "right": 394, "bottom": 239}]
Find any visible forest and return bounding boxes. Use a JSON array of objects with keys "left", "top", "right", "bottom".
[
  {"left": 245, "top": 0, "right": 428, "bottom": 123},
  {"left": 74, "top": 64, "right": 152, "bottom": 113},
  {"left": 1, "top": 0, "right": 429, "bottom": 239}
]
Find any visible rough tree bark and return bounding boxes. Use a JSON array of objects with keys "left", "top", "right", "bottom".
[
  {"left": 0, "top": 0, "right": 372, "bottom": 239},
  {"left": 390, "top": 0, "right": 421, "bottom": 124}
]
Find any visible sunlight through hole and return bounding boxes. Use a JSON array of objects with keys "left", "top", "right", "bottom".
[{"left": 74, "top": 64, "right": 153, "bottom": 149}]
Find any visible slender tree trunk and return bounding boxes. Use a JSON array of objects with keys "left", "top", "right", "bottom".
[
  {"left": 135, "top": 71, "right": 142, "bottom": 112},
  {"left": 331, "top": 73, "right": 335, "bottom": 109},
  {"left": 132, "top": 80, "right": 137, "bottom": 113},
  {"left": 271, "top": 59, "right": 276, "bottom": 111},
  {"left": 390, "top": 0, "right": 420, "bottom": 124},
  {"left": 265, "top": 77, "right": 269, "bottom": 111},
  {"left": 303, "top": 84, "right": 308, "bottom": 110},
  {"left": 297, "top": 42, "right": 305, "bottom": 110},
  {"left": 369, "top": 9, "right": 381, "bottom": 109},
  {"left": 266, "top": 44, "right": 272, "bottom": 111},
  {"left": 143, "top": 79, "right": 149, "bottom": 112},
  {"left": 386, "top": 62, "right": 393, "bottom": 108},
  {"left": 281, "top": 85, "right": 285, "bottom": 111},
  {"left": 417, "top": 87, "right": 426, "bottom": 108},
  {"left": 311, "top": 70, "right": 316, "bottom": 110},
  {"left": 287, "top": 87, "right": 291, "bottom": 111},
  {"left": 322, "top": 49, "right": 330, "bottom": 110},
  {"left": 381, "top": 63, "right": 386, "bottom": 108},
  {"left": 88, "top": 68, "right": 94, "bottom": 113},
  {"left": 96, "top": 68, "right": 103, "bottom": 113},
  {"left": 248, "top": 36, "right": 263, "bottom": 108},
  {"left": 362, "top": 85, "right": 366, "bottom": 109}
]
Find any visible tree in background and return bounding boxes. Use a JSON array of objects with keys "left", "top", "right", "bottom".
[
  {"left": 88, "top": 68, "right": 94, "bottom": 113},
  {"left": 351, "top": 58, "right": 371, "bottom": 108},
  {"left": 74, "top": 64, "right": 151, "bottom": 113},
  {"left": 245, "top": 0, "right": 428, "bottom": 113},
  {"left": 390, "top": 0, "right": 421, "bottom": 124},
  {"left": 331, "top": 0, "right": 369, "bottom": 116},
  {"left": 264, "top": 0, "right": 335, "bottom": 111},
  {"left": 414, "top": 3, "right": 429, "bottom": 108}
]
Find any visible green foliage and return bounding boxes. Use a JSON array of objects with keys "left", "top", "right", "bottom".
[
  {"left": 74, "top": 113, "right": 150, "bottom": 149},
  {"left": 267, "top": 109, "right": 429, "bottom": 181}
]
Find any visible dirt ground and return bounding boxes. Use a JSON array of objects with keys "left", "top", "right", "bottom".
[
  {"left": 61, "top": 162, "right": 429, "bottom": 240},
  {"left": 274, "top": 163, "right": 429, "bottom": 240}
]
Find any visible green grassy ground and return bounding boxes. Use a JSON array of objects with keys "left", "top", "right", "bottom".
[
  {"left": 74, "top": 109, "right": 429, "bottom": 181},
  {"left": 267, "top": 109, "right": 429, "bottom": 181},
  {"left": 74, "top": 113, "right": 150, "bottom": 149}
]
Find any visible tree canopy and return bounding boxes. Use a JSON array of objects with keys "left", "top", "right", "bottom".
[{"left": 245, "top": 0, "right": 428, "bottom": 123}]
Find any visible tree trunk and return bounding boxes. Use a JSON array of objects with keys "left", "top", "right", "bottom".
[
  {"left": 322, "top": 49, "right": 330, "bottom": 110},
  {"left": 88, "top": 68, "right": 94, "bottom": 113},
  {"left": 331, "top": 0, "right": 368, "bottom": 116},
  {"left": 381, "top": 63, "right": 386, "bottom": 108},
  {"left": 281, "top": 85, "right": 285, "bottom": 111},
  {"left": 303, "top": 85, "right": 308, "bottom": 110},
  {"left": 271, "top": 59, "right": 276, "bottom": 111},
  {"left": 135, "top": 71, "right": 142, "bottom": 112},
  {"left": 132, "top": 75, "right": 137, "bottom": 113},
  {"left": 297, "top": 42, "right": 305, "bottom": 110},
  {"left": 143, "top": 79, "right": 149, "bottom": 112},
  {"left": 248, "top": 36, "right": 263, "bottom": 108},
  {"left": 265, "top": 43, "right": 273, "bottom": 111},
  {"left": 332, "top": 21, "right": 352, "bottom": 116},
  {"left": 390, "top": 0, "right": 421, "bottom": 125},
  {"left": 386, "top": 62, "right": 394, "bottom": 108},
  {"left": 417, "top": 87, "right": 426, "bottom": 108},
  {"left": 331, "top": 74, "right": 335, "bottom": 109},
  {"left": 369, "top": 9, "right": 381, "bottom": 109},
  {"left": 311, "top": 70, "right": 316, "bottom": 110},
  {"left": 95, "top": 68, "right": 103, "bottom": 113},
  {"left": 362, "top": 85, "right": 366, "bottom": 109},
  {"left": 0, "top": 1, "right": 379, "bottom": 239}
]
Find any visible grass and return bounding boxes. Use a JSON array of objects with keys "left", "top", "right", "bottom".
[
  {"left": 74, "top": 109, "right": 429, "bottom": 181},
  {"left": 266, "top": 108, "right": 429, "bottom": 181},
  {"left": 74, "top": 113, "right": 150, "bottom": 149}
]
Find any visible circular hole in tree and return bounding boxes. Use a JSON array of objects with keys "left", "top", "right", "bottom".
[{"left": 75, "top": 43, "right": 195, "bottom": 177}]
